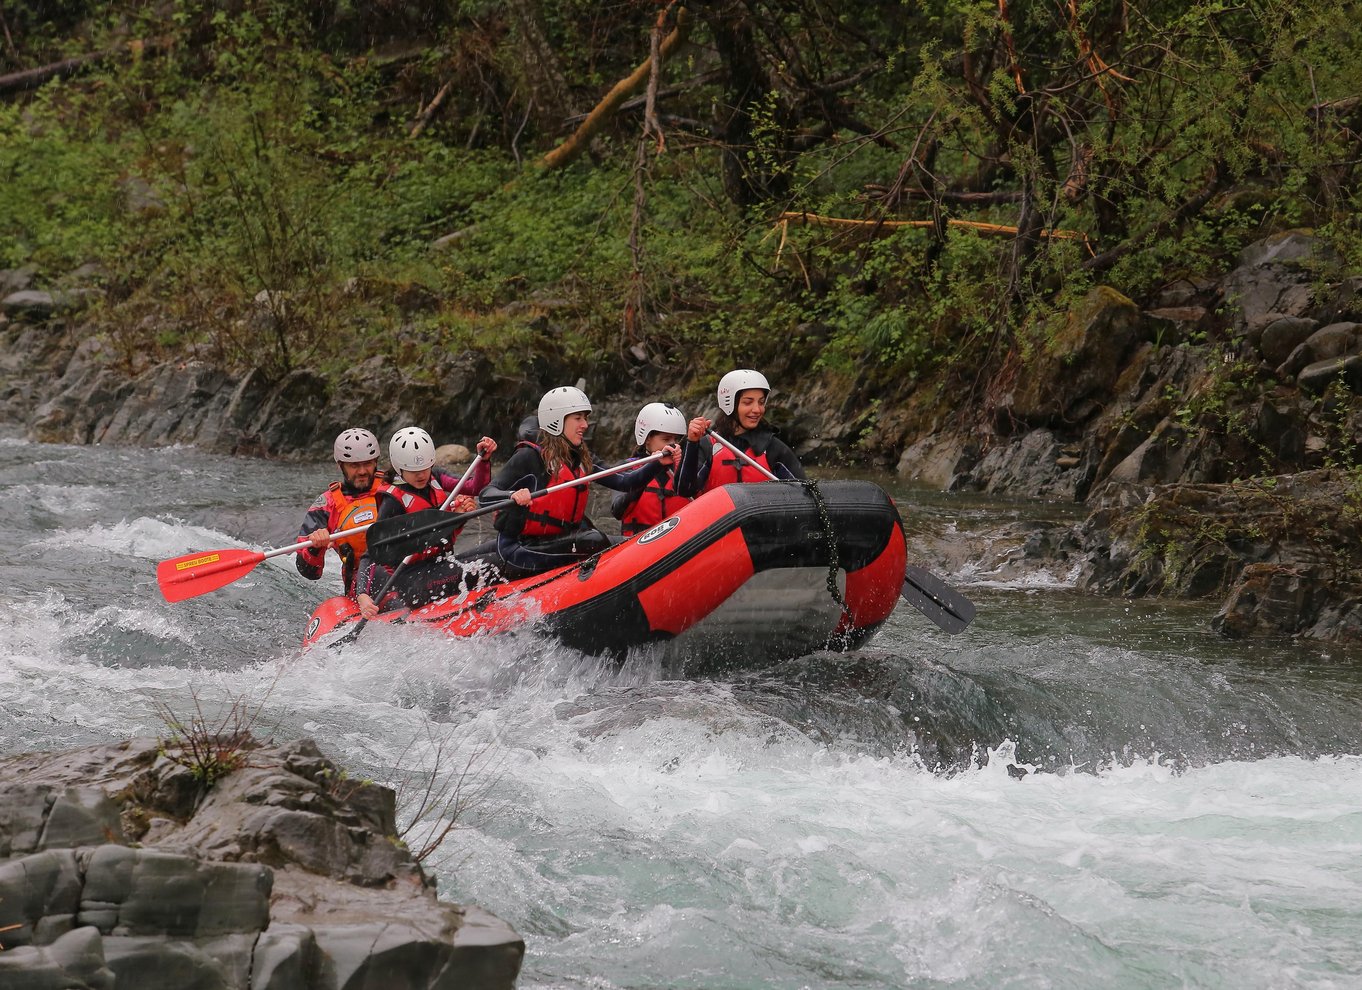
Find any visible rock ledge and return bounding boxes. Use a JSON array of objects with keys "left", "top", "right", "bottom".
[{"left": 0, "top": 737, "right": 523, "bottom": 989}]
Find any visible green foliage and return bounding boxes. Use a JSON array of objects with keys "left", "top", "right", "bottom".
[
  {"left": 149, "top": 688, "right": 267, "bottom": 792},
  {"left": 3, "top": 0, "right": 1361, "bottom": 416},
  {"left": 0, "top": 92, "right": 131, "bottom": 270}
]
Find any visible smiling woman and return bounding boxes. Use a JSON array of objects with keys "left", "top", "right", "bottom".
[
  {"left": 475, "top": 386, "right": 680, "bottom": 579},
  {"left": 675, "top": 368, "right": 807, "bottom": 497}
]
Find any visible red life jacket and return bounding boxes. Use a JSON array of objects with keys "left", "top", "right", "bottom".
[
  {"left": 621, "top": 468, "right": 690, "bottom": 536},
  {"left": 321, "top": 481, "right": 380, "bottom": 592},
  {"left": 702, "top": 437, "right": 774, "bottom": 493},
  {"left": 521, "top": 461, "right": 588, "bottom": 538}
]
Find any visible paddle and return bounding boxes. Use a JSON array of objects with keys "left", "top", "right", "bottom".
[
  {"left": 364, "top": 449, "right": 670, "bottom": 567},
  {"left": 336, "top": 451, "right": 485, "bottom": 645},
  {"left": 704, "top": 427, "right": 976, "bottom": 634},
  {"left": 158, "top": 521, "right": 375, "bottom": 603},
  {"left": 899, "top": 565, "right": 976, "bottom": 634}
]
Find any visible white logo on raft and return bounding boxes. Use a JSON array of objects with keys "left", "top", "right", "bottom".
[
  {"left": 637, "top": 516, "right": 681, "bottom": 545},
  {"left": 307, "top": 617, "right": 321, "bottom": 641}
]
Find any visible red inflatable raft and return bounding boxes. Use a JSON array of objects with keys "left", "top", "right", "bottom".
[{"left": 303, "top": 480, "right": 907, "bottom": 667}]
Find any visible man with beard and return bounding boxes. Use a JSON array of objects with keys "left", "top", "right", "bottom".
[{"left": 295, "top": 427, "right": 383, "bottom": 597}]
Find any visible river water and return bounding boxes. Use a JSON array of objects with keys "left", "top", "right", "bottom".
[{"left": 2, "top": 437, "right": 1361, "bottom": 989}]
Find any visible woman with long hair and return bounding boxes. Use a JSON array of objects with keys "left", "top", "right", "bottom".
[{"left": 479, "top": 386, "right": 679, "bottom": 576}]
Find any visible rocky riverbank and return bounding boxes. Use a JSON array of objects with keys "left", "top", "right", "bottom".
[
  {"left": 4, "top": 229, "right": 1362, "bottom": 641},
  {"left": 889, "top": 231, "right": 1362, "bottom": 643},
  {"left": 0, "top": 737, "right": 523, "bottom": 989}
]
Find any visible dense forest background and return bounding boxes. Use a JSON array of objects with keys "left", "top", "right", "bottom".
[{"left": 3, "top": 0, "right": 1361, "bottom": 457}]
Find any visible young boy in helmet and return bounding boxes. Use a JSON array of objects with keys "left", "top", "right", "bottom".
[
  {"left": 354, "top": 427, "right": 497, "bottom": 619},
  {"left": 677, "top": 369, "right": 806, "bottom": 495},
  {"left": 611, "top": 402, "right": 691, "bottom": 537},
  {"left": 296, "top": 428, "right": 385, "bottom": 597},
  {"left": 478, "top": 386, "right": 680, "bottom": 576}
]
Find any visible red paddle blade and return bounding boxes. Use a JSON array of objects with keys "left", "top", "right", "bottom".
[{"left": 157, "top": 548, "right": 267, "bottom": 603}]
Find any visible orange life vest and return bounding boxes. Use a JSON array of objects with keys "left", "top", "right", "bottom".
[
  {"left": 322, "top": 482, "right": 379, "bottom": 558},
  {"left": 621, "top": 468, "right": 689, "bottom": 536},
  {"left": 320, "top": 481, "right": 380, "bottom": 592},
  {"left": 702, "top": 437, "right": 774, "bottom": 493}
]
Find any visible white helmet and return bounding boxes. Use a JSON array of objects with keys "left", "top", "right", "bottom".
[
  {"left": 716, "top": 369, "right": 770, "bottom": 415},
  {"left": 538, "top": 386, "right": 592, "bottom": 437},
  {"left": 389, "top": 426, "right": 436, "bottom": 472},
  {"left": 634, "top": 402, "right": 687, "bottom": 446},
  {"left": 333, "top": 427, "right": 379, "bottom": 463}
]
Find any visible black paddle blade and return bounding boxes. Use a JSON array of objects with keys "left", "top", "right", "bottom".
[
  {"left": 365, "top": 508, "right": 463, "bottom": 566},
  {"left": 900, "top": 565, "right": 976, "bottom": 634}
]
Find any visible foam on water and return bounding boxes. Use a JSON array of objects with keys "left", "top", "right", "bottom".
[
  {"left": 36, "top": 516, "right": 251, "bottom": 559},
  {"left": 425, "top": 690, "right": 1362, "bottom": 990}
]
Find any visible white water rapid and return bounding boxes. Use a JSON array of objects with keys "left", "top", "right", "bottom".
[{"left": 2, "top": 438, "right": 1360, "bottom": 988}]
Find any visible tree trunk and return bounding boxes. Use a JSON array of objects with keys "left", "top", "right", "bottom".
[
  {"left": 705, "top": 6, "right": 773, "bottom": 206},
  {"left": 539, "top": 7, "right": 690, "bottom": 171}
]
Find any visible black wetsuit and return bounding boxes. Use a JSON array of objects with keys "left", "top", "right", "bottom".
[{"left": 480, "top": 444, "right": 666, "bottom": 575}]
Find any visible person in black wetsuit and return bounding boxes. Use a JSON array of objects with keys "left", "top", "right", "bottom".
[
  {"left": 354, "top": 426, "right": 496, "bottom": 619},
  {"left": 611, "top": 402, "right": 690, "bottom": 537},
  {"left": 479, "top": 386, "right": 679, "bottom": 576},
  {"left": 676, "top": 368, "right": 806, "bottom": 496}
]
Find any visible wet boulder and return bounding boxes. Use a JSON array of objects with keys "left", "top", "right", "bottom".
[
  {"left": 0, "top": 926, "right": 114, "bottom": 989},
  {"left": 996, "top": 285, "right": 1144, "bottom": 426},
  {"left": 1211, "top": 563, "right": 1315, "bottom": 638},
  {"left": 1297, "top": 354, "right": 1362, "bottom": 395},
  {"left": 1258, "top": 316, "right": 1318, "bottom": 367},
  {"left": 1275, "top": 321, "right": 1362, "bottom": 378}
]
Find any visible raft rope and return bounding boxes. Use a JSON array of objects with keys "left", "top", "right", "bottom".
[{"left": 800, "top": 478, "right": 851, "bottom": 621}]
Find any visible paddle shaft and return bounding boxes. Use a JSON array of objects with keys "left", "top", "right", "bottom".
[
  {"left": 345, "top": 453, "right": 485, "bottom": 641},
  {"left": 265, "top": 520, "right": 373, "bottom": 562},
  {"left": 363, "top": 450, "right": 669, "bottom": 565},
  {"left": 704, "top": 428, "right": 780, "bottom": 481}
]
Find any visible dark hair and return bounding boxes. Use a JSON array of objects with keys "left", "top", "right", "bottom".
[
  {"left": 714, "top": 411, "right": 742, "bottom": 438},
  {"left": 539, "top": 432, "right": 593, "bottom": 477}
]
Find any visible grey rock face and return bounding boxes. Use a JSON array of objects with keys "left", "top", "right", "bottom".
[
  {"left": 0, "top": 925, "right": 115, "bottom": 989},
  {"left": 1222, "top": 230, "right": 1335, "bottom": 337},
  {"left": 0, "top": 739, "right": 524, "bottom": 989}
]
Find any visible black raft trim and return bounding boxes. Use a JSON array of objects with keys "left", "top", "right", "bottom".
[{"left": 544, "top": 480, "right": 902, "bottom": 656}]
